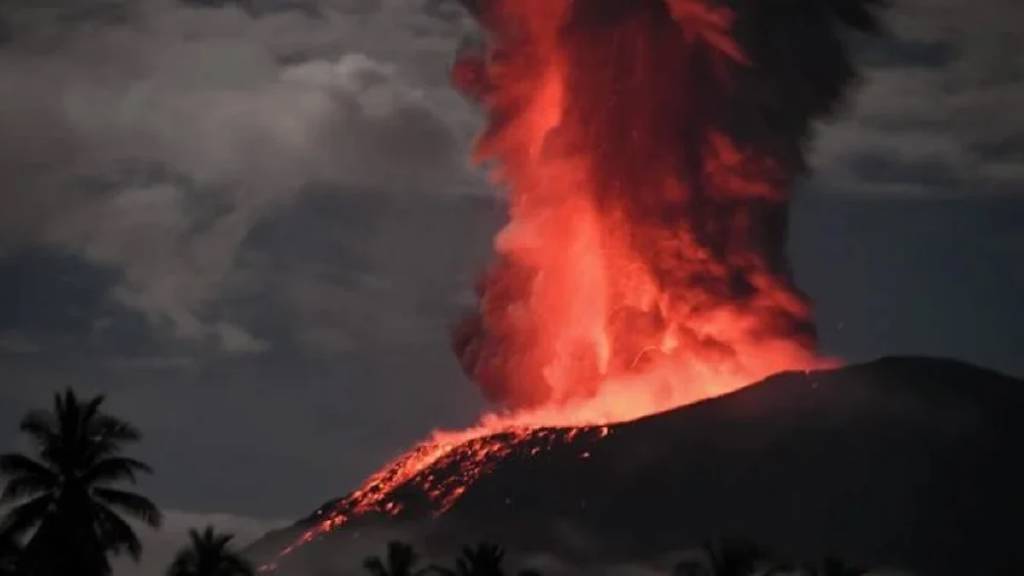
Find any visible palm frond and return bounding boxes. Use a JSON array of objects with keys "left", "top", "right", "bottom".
[
  {"left": 82, "top": 457, "right": 152, "bottom": 486},
  {"left": 389, "top": 541, "right": 419, "bottom": 576},
  {"left": 93, "top": 415, "right": 141, "bottom": 444},
  {"left": 171, "top": 527, "right": 252, "bottom": 575},
  {"left": 167, "top": 539, "right": 201, "bottom": 576},
  {"left": 218, "top": 550, "right": 255, "bottom": 576},
  {"left": 17, "top": 411, "right": 57, "bottom": 450},
  {"left": 92, "top": 502, "right": 143, "bottom": 561},
  {"left": 188, "top": 527, "right": 205, "bottom": 549},
  {"left": 81, "top": 395, "right": 105, "bottom": 426},
  {"left": 92, "top": 488, "right": 162, "bottom": 528},
  {"left": 0, "top": 454, "right": 57, "bottom": 502},
  {"left": 365, "top": 557, "right": 390, "bottom": 576},
  {"left": 1, "top": 475, "right": 54, "bottom": 504},
  {"left": 0, "top": 494, "right": 53, "bottom": 539}
]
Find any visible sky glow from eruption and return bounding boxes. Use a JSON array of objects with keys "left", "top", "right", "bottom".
[{"left": 265, "top": 0, "right": 882, "bottom": 568}]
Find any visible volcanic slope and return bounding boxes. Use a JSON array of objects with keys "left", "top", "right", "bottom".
[{"left": 250, "top": 357, "right": 1024, "bottom": 576}]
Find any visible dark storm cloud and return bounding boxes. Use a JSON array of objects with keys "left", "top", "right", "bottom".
[
  {"left": 855, "top": 36, "right": 956, "bottom": 69},
  {"left": 812, "top": 0, "right": 1024, "bottom": 197},
  {"left": 846, "top": 149, "right": 962, "bottom": 189},
  {"left": 0, "top": 0, "right": 492, "bottom": 545},
  {"left": 0, "top": 190, "right": 501, "bottom": 521},
  {"left": 0, "top": 0, "right": 483, "bottom": 351}
]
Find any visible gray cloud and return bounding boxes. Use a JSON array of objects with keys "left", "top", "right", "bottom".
[
  {"left": 810, "top": 0, "right": 1024, "bottom": 197},
  {"left": 1, "top": 3, "right": 1021, "bottom": 569},
  {"left": 0, "top": 0, "right": 496, "bottom": 528},
  {"left": 0, "top": 0, "right": 483, "bottom": 353}
]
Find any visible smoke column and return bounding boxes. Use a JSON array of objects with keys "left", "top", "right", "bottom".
[
  {"left": 453, "top": 0, "right": 881, "bottom": 423},
  {"left": 261, "top": 4, "right": 887, "bottom": 565}
]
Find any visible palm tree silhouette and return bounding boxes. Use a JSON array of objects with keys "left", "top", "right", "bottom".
[
  {"left": 0, "top": 389, "right": 162, "bottom": 576},
  {"left": 166, "top": 526, "right": 255, "bottom": 576},
  {"left": 455, "top": 542, "right": 506, "bottom": 576},
  {"left": 364, "top": 541, "right": 431, "bottom": 576},
  {"left": 430, "top": 542, "right": 507, "bottom": 576}
]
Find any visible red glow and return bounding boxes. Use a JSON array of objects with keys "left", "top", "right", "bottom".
[
  {"left": 264, "top": 2, "right": 830, "bottom": 569},
  {"left": 453, "top": 0, "right": 826, "bottom": 423}
]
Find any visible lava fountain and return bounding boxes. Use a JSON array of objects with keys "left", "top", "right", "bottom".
[{"left": 264, "top": 0, "right": 879, "bottom": 569}]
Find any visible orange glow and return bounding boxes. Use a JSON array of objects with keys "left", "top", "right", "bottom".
[
  {"left": 263, "top": 1, "right": 830, "bottom": 569},
  {"left": 453, "top": 0, "right": 826, "bottom": 420},
  {"left": 262, "top": 425, "right": 610, "bottom": 572}
]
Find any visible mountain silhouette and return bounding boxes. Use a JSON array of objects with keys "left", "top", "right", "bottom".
[{"left": 249, "top": 357, "right": 1023, "bottom": 575}]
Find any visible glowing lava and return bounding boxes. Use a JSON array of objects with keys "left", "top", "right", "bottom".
[
  {"left": 452, "top": 0, "right": 826, "bottom": 422},
  {"left": 262, "top": 425, "right": 610, "bottom": 572},
  {"left": 264, "top": 0, "right": 884, "bottom": 569}
]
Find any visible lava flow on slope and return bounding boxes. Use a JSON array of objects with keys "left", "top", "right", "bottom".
[
  {"left": 263, "top": 425, "right": 610, "bottom": 572},
  {"left": 264, "top": 0, "right": 880, "bottom": 570}
]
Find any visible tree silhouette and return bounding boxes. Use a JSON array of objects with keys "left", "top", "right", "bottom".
[
  {"left": 673, "top": 541, "right": 869, "bottom": 576},
  {"left": 672, "top": 540, "right": 770, "bottom": 576},
  {"left": 0, "top": 389, "right": 162, "bottom": 576},
  {"left": 455, "top": 542, "right": 506, "bottom": 576},
  {"left": 430, "top": 542, "right": 507, "bottom": 576},
  {"left": 166, "top": 526, "right": 255, "bottom": 576},
  {"left": 364, "top": 541, "right": 432, "bottom": 576}
]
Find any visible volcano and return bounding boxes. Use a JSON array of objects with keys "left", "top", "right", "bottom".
[{"left": 249, "top": 357, "right": 1023, "bottom": 575}]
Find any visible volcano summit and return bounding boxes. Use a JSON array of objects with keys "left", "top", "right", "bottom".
[{"left": 250, "top": 358, "right": 1024, "bottom": 576}]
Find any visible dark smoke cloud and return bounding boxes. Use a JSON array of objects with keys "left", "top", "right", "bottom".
[
  {"left": 559, "top": 0, "right": 885, "bottom": 267},
  {"left": 725, "top": 0, "right": 885, "bottom": 172}
]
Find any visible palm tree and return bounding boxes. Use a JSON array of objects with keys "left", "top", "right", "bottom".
[
  {"left": 166, "top": 526, "right": 255, "bottom": 576},
  {"left": 364, "top": 541, "right": 431, "bottom": 576},
  {"left": 453, "top": 542, "right": 506, "bottom": 576},
  {"left": 0, "top": 389, "right": 162, "bottom": 576},
  {"left": 429, "top": 542, "right": 508, "bottom": 576}
]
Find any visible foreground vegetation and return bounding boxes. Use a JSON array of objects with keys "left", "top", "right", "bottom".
[{"left": 1, "top": 389, "right": 876, "bottom": 576}]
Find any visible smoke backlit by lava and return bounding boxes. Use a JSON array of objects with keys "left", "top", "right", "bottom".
[{"left": 264, "top": 1, "right": 881, "bottom": 569}]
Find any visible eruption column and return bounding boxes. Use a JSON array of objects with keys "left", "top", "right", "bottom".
[
  {"left": 453, "top": 0, "right": 874, "bottom": 423},
  {"left": 263, "top": 3, "right": 881, "bottom": 568}
]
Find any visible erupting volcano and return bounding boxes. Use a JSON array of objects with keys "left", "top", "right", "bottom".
[
  {"left": 261, "top": 0, "right": 884, "bottom": 570},
  {"left": 453, "top": 0, "right": 827, "bottom": 422}
]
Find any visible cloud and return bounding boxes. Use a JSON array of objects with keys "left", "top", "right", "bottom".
[
  {"left": 214, "top": 321, "right": 272, "bottom": 354},
  {"left": 809, "top": 0, "right": 1024, "bottom": 197},
  {"left": 0, "top": 0, "right": 484, "bottom": 353}
]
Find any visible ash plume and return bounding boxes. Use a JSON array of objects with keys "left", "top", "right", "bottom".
[{"left": 452, "top": 0, "right": 884, "bottom": 414}]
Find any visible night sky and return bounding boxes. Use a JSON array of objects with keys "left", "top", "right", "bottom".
[{"left": 1, "top": 0, "right": 1022, "bottom": 573}]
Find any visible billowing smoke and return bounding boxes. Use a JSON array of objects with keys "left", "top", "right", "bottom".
[{"left": 452, "top": 0, "right": 882, "bottom": 420}]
